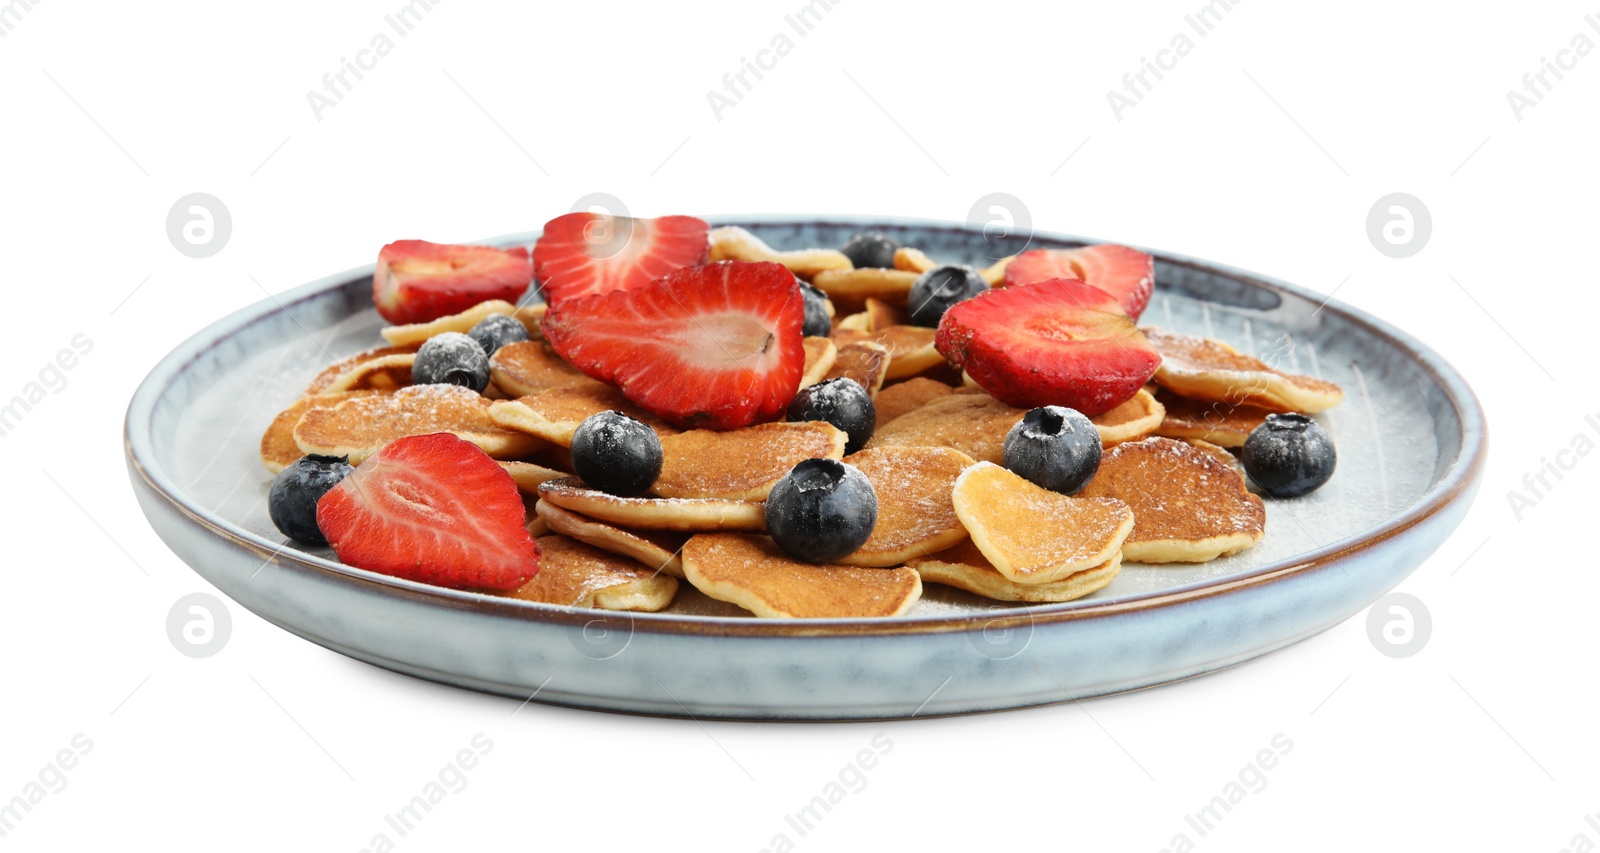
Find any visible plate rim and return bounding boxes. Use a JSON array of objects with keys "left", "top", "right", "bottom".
[{"left": 125, "top": 215, "right": 1488, "bottom": 638}]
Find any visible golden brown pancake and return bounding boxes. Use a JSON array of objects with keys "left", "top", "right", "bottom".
[
  {"left": 499, "top": 535, "right": 677, "bottom": 611},
  {"left": 867, "top": 393, "right": 1027, "bottom": 464},
  {"left": 498, "top": 460, "right": 568, "bottom": 494},
  {"left": 837, "top": 446, "right": 974, "bottom": 567},
  {"left": 1080, "top": 436, "right": 1265, "bottom": 563},
  {"left": 872, "top": 377, "right": 956, "bottom": 429},
  {"left": 259, "top": 391, "right": 383, "bottom": 473},
  {"left": 823, "top": 340, "right": 891, "bottom": 396},
  {"left": 680, "top": 533, "right": 922, "bottom": 618},
  {"left": 653, "top": 422, "right": 847, "bottom": 501},
  {"left": 811, "top": 267, "right": 919, "bottom": 310},
  {"left": 873, "top": 325, "right": 944, "bottom": 380},
  {"left": 864, "top": 297, "right": 909, "bottom": 331},
  {"left": 893, "top": 246, "right": 937, "bottom": 274},
  {"left": 293, "top": 384, "right": 543, "bottom": 463},
  {"left": 380, "top": 299, "right": 520, "bottom": 346},
  {"left": 707, "top": 225, "right": 852, "bottom": 280},
  {"left": 487, "top": 340, "right": 602, "bottom": 398},
  {"left": 1143, "top": 327, "right": 1344, "bottom": 413},
  {"left": 537, "top": 477, "right": 766, "bottom": 531},
  {"left": 1152, "top": 387, "right": 1272, "bottom": 447},
  {"left": 487, "top": 385, "right": 677, "bottom": 446},
  {"left": 1091, "top": 388, "right": 1166, "bottom": 446},
  {"left": 800, "top": 337, "right": 839, "bottom": 387},
  {"left": 535, "top": 500, "right": 689, "bottom": 578},
  {"left": 951, "top": 462, "right": 1133, "bottom": 584},
  {"left": 303, "top": 346, "right": 418, "bottom": 394},
  {"left": 911, "top": 539, "right": 1122, "bottom": 603}
]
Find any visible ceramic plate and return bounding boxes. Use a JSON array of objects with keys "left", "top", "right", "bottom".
[{"left": 125, "top": 217, "right": 1485, "bottom": 720}]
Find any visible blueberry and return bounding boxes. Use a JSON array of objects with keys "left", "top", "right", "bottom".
[
  {"left": 765, "top": 458, "right": 878, "bottom": 563},
  {"left": 799, "top": 279, "right": 832, "bottom": 337},
  {"left": 841, "top": 230, "right": 901, "bottom": 269},
  {"left": 1240, "top": 413, "right": 1337, "bottom": 497},
  {"left": 268, "top": 454, "right": 354, "bottom": 544},
  {"left": 413, "top": 331, "right": 490, "bottom": 393},
  {"left": 1002, "top": 406, "right": 1101, "bottom": 495},
  {"left": 908, "top": 264, "right": 987, "bottom": 327},
  {"left": 570, "top": 411, "right": 663, "bottom": 496},
  {"left": 788, "top": 378, "right": 874, "bottom": 455},
  {"left": 467, "top": 313, "right": 530, "bottom": 356}
]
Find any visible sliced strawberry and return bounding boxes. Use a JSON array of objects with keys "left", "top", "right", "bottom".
[
  {"left": 316, "top": 433, "right": 539, "bottom": 590},
  {"left": 533, "top": 213, "right": 710, "bottom": 306},
  {"left": 541, "top": 261, "right": 804, "bottom": 431},
  {"left": 936, "top": 278, "right": 1161, "bottom": 416},
  {"left": 1001, "top": 244, "right": 1155, "bottom": 320},
  {"left": 374, "top": 240, "right": 533, "bottom": 325}
]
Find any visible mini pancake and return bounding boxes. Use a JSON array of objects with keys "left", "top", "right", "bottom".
[
  {"left": 1152, "top": 387, "right": 1272, "bottom": 448},
  {"left": 823, "top": 340, "right": 891, "bottom": 396},
  {"left": 867, "top": 393, "right": 1026, "bottom": 465},
  {"left": 951, "top": 461, "right": 1133, "bottom": 584},
  {"left": 1188, "top": 438, "right": 1247, "bottom": 479},
  {"left": 800, "top": 337, "right": 838, "bottom": 387},
  {"left": 537, "top": 477, "right": 766, "bottom": 531},
  {"left": 811, "top": 267, "right": 919, "bottom": 310},
  {"left": 293, "top": 384, "right": 543, "bottom": 464},
  {"left": 873, "top": 377, "right": 956, "bottom": 428},
  {"left": 1080, "top": 436, "right": 1265, "bottom": 563},
  {"left": 499, "top": 535, "right": 678, "bottom": 611},
  {"left": 832, "top": 312, "right": 875, "bottom": 335},
  {"left": 874, "top": 325, "right": 944, "bottom": 380},
  {"left": 708, "top": 225, "right": 852, "bottom": 280},
  {"left": 488, "top": 340, "right": 602, "bottom": 398},
  {"left": 893, "top": 247, "right": 1013, "bottom": 285},
  {"left": 260, "top": 390, "right": 383, "bottom": 473},
  {"left": 1091, "top": 388, "right": 1166, "bottom": 446},
  {"left": 304, "top": 346, "right": 418, "bottom": 394},
  {"left": 498, "top": 460, "right": 568, "bottom": 494},
  {"left": 1143, "top": 327, "right": 1344, "bottom": 413},
  {"left": 654, "top": 422, "right": 847, "bottom": 501},
  {"left": 837, "top": 446, "right": 974, "bottom": 567},
  {"left": 977, "top": 255, "right": 1014, "bottom": 286},
  {"left": 514, "top": 303, "right": 546, "bottom": 340},
  {"left": 910, "top": 539, "right": 1122, "bottom": 603},
  {"left": 487, "top": 385, "right": 678, "bottom": 447},
  {"left": 380, "top": 299, "right": 519, "bottom": 346},
  {"left": 535, "top": 500, "right": 689, "bottom": 578},
  {"left": 864, "top": 297, "right": 909, "bottom": 330},
  {"left": 681, "top": 533, "right": 922, "bottom": 618}
]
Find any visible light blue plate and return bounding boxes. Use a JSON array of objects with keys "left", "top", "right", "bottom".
[{"left": 124, "top": 217, "right": 1485, "bottom": 720}]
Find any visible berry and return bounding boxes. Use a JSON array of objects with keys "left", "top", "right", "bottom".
[
  {"left": 467, "top": 313, "right": 530, "bottom": 356},
  {"left": 570, "top": 411, "right": 664, "bottom": 496},
  {"left": 316, "top": 433, "right": 540, "bottom": 590},
  {"left": 788, "top": 378, "right": 874, "bottom": 454},
  {"left": 373, "top": 240, "right": 533, "bottom": 325},
  {"left": 841, "top": 230, "right": 901, "bottom": 269},
  {"left": 413, "top": 332, "right": 490, "bottom": 393},
  {"left": 1240, "top": 413, "right": 1337, "bottom": 497},
  {"left": 935, "top": 278, "right": 1161, "bottom": 416},
  {"left": 542, "top": 260, "right": 806, "bottom": 431},
  {"left": 268, "top": 454, "right": 354, "bottom": 544},
  {"left": 799, "top": 279, "right": 831, "bottom": 337},
  {"left": 1001, "top": 244, "right": 1155, "bottom": 320},
  {"left": 533, "top": 212, "right": 710, "bottom": 306},
  {"left": 764, "top": 458, "right": 878, "bottom": 563},
  {"left": 908, "top": 264, "right": 987, "bottom": 327},
  {"left": 1002, "top": 406, "right": 1101, "bottom": 495}
]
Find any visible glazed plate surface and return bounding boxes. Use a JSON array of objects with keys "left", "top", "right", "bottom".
[{"left": 125, "top": 217, "right": 1485, "bottom": 720}]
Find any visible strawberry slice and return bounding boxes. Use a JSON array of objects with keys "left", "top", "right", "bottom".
[
  {"left": 935, "top": 278, "right": 1161, "bottom": 416},
  {"left": 316, "top": 433, "right": 539, "bottom": 590},
  {"left": 374, "top": 240, "right": 534, "bottom": 325},
  {"left": 1001, "top": 244, "right": 1155, "bottom": 320},
  {"left": 533, "top": 213, "right": 710, "bottom": 306},
  {"left": 541, "top": 261, "right": 804, "bottom": 431}
]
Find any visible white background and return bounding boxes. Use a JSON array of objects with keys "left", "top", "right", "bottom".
[{"left": 2, "top": 0, "right": 1596, "bottom": 850}]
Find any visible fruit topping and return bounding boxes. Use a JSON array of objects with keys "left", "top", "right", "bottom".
[
  {"left": 764, "top": 458, "right": 879, "bottom": 563},
  {"left": 787, "top": 377, "right": 875, "bottom": 455},
  {"left": 1239, "top": 413, "right": 1337, "bottom": 497},
  {"left": 1001, "top": 244, "right": 1155, "bottom": 320},
  {"left": 935, "top": 278, "right": 1161, "bottom": 416},
  {"left": 533, "top": 212, "right": 710, "bottom": 306},
  {"left": 268, "top": 454, "right": 354, "bottom": 544},
  {"left": 412, "top": 331, "right": 491, "bottom": 393},
  {"left": 374, "top": 240, "right": 533, "bottom": 325},
  {"left": 315, "top": 433, "right": 540, "bottom": 590},
  {"left": 799, "top": 279, "right": 833, "bottom": 337},
  {"left": 841, "top": 230, "right": 902, "bottom": 269},
  {"left": 467, "top": 313, "right": 530, "bottom": 356},
  {"left": 570, "top": 411, "right": 665, "bottom": 497},
  {"left": 1003, "top": 406, "right": 1102, "bottom": 495},
  {"left": 908, "top": 264, "right": 987, "bottom": 328}
]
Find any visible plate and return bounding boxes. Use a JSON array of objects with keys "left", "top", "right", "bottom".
[{"left": 124, "top": 217, "right": 1485, "bottom": 720}]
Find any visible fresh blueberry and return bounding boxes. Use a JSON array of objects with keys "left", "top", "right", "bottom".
[
  {"left": 413, "top": 331, "right": 491, "bottom": 393},
  {"left": 765, "top": 458, "right": 878, "bottom": 563},
  {"left": 268, "top": 454, "right": 354, "bottom": 544},
  {"left": 908, "top": 264, "right": 987, "bottom": 327},
  {"left": 467, "top": 313, "right": 530, "bottom": 356},
  {"left": 1240, "top": 413, "right": 1337, "bottom": 497},
  {"left": 1002, "top": 406, "right": 1101, "bottom": 495},
  {"left": 841, "top": 230, "right": 901, "bottom": 269},
  {"left": 570, "top": 410, "right": 663, "bottom": 497},
  {"left": 788, "top": 378, "right": 874, "bottom": 455},
  {"left": 799, "top": 279, "right": 831, "bottom": 337}
]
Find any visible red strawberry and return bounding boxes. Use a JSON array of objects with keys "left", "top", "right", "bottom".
[
  {"left": 1001, "top": 244, "right": 1155, "bottom": 320},
  {"left": 373, "top": 240, "right": 534, "bottom": 325},
  {"left": 935, "top": 278, "right": 1161, "bottom": 416},
  {"left": 541, "top": 261, "right": 804, "bottom": 430},
  {"left": 533, "top": 213, "right": 710, "bottom": 306},
  {"left": 316, "top": 433, "right": 539, "bottom": 590}
]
